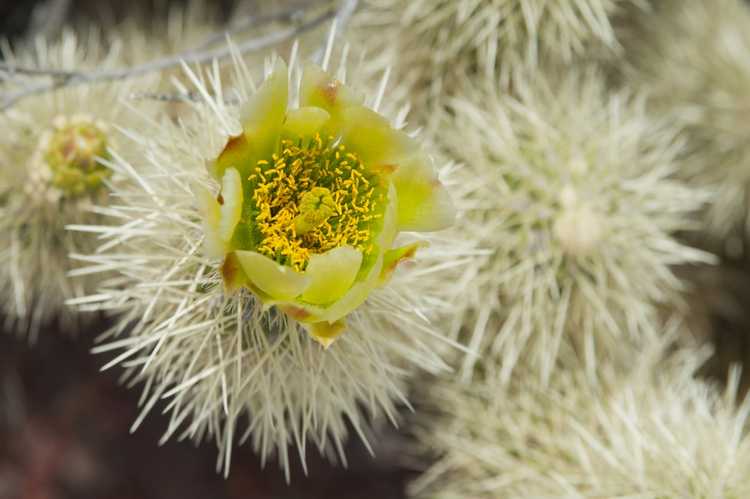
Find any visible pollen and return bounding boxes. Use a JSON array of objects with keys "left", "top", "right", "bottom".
[{"left": 248, "top": 134, "right": 385, "bottom": 271}]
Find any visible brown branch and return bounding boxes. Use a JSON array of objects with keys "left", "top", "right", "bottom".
[
  {"left": 0, "top": 1, "right": 346, "bottom": 111},
  {"left": 188, "top": 0, "right": 319, "bottom": 52}
]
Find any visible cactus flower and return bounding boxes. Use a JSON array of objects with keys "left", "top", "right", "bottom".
[
  {"left": 197, "top": 62, "right": 454, "bottom": 347},
  {"left": 40, "top": 115, "right": 111, "bottom": 198}
]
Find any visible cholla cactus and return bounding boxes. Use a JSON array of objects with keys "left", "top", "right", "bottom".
[
  {"left": 410, "top": 334, "right": 750, "bottom": 499},
  {"left": 0, "top": 31, "right": 146, "bottom": 338},
  {"left": 71, "top": 42, "right": 459, "bottom": 476},
  {"left": 624, "top": 0, "right": 750, "bottom": 249},
  {"left": 352, "top": 0, "right": 640, "bottom": 116},
  {"left": 440, "top": 66, "right": 710, "bottom": 383}
]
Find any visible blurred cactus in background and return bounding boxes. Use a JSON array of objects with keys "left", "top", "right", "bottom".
[
  {"left": 0, "top": 29, "right": 152, "bottom": 338},
  {"left": 623, "top": 0, "right": 750, "bottom": 257}
]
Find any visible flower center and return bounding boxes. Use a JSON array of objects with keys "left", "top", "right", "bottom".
[
  {"left": 43, "top": 116, "right": 110, "bottom": 197},
  {"left": 246, "top": 134, "right": 385, "bottom": 271},
  {"left": 294, "top": 187, "right": 337, "bottom": 235}
]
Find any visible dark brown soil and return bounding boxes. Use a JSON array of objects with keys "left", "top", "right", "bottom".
[{"left": 0, "top": 329, "right": 413, "bottom": 499}]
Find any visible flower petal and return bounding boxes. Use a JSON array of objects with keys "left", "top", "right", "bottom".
[
  {"left": 210, "top": 62, "right": 289, "bottom": 179},
  {"left": 306, "top": 319, "right": 347, "bottom": 349},
  {"left": 301, "top": 246, "right": 363, "bottom": 305},
  {"left": 278, "top": 252, "right": 383, "bottom": 326},
  {"left": 300, "top": 63, "right": 362, "bottom": 122},
  {"left": 210, "top": 133, "right": 253, "bottom": 180},
  {"left": 379, "top": 183, "right": 399, "bottom": 247},
  {"left": 219, "top": 167, "right": 243, "bottom": 242},
  {"left": 227, "top": 61, "right": 289, "bottom": 178},
  {"left": 279, "top": 303, "right": 323, "bottom": 323},
  {"left": 356, "top": 184, "right": 397, "bottom": 278},
  {"left": 317, "top": 253, "right": 384, "bottom": 323},
  {"left": 391, "top": 153, "right": 455, "bottom": 232},
  {"left": 379, "top": 241, "right": 427, "bottom": 285},
  {"left": 234, "top": 250, "right": 309, "bottom": 301},
  {"left": 283, "top": 106, "right": 331, "bottom": 139},
  {"left": 221, "top": 252, "right": 248, "bottom": 293},
  {"left": 339, "top": 105, "right": 418, "bottom": 171},
  {"left": 194, "top": 183, "right": 224, "bottom": 259}
]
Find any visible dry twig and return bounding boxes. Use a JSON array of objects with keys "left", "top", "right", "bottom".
[{"left": 0, "top": 0, "right": 358, "bottom": 111}]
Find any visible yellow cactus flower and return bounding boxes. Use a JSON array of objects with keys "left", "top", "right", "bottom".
[{"left": 198, "top": 61, "right": 454, "bottom": 348}]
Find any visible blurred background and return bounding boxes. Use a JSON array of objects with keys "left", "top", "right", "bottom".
[
  {"left": 5, "top": 1, "right": 750, "bottom": 498},
  {"left": 0, "top": 1, "right": 413, "bottom": 498}
]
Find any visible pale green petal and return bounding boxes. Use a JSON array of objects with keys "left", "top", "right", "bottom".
[
  {"left": 210, "top": 62, "right": 289, "bottom": 179},
  {"left": 237, "top": 61, "right": 289, "bottom": 174},
  {"left": 277, "top": 254, "right": 383, "bottom": 325},
  {"left": 300, "top": 63, "right": 362, "bottom": 119},
  {"left": 355, "top": 183, "right": 396, "bottom": 280},
  {"left": 194, "top": 183, "right": 224, "bottom": 259},
  {"left": 306, "top": 319, "right": 347, "bottom": 349},
  {"left": 219, "top": 168, "right": 243, "bottom": 242},
  {"left": 339, "top": 105, "right": 418, "bottom": 170},
  {"left": 283, "top": 107, "right": 330, "bottom": 139},
  {"left": 379, "top": 241, "right": 426, "bottom": 285},
  {"left": 279, "top": 302, "right": 324, "bottom": 323},
  {"left": 301, "top": 246, "right": 363, "bottom": 305},
  {"left": 240, "top": 60, "right": 288, "bottom": 132},
  {"left": 209, "top": 133, "right": 253, "bottom": 180},
  {"left": 379, "top": 183, "right": 399, "bottom": 248},
  {"left": 392, "top": 153, "right": 455, "bottom": 232},
  {"left": 317, "top": 254, "right": 384, "bottom": 323},
  {"left": 235, "top": 250, "right": 310, "bottom": 301},
  {"left": 221, "top": 252, "right": 248, "bottom": 293}
]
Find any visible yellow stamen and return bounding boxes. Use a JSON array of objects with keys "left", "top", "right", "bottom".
[{"left": 249, "top": 134, "right": 384, "bottom": 271}]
